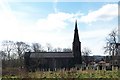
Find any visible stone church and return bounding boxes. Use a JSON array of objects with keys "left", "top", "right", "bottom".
[{"left": 24, "top": 20, "right": 82, "bottom": 71}]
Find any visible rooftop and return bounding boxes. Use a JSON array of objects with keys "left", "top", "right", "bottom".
[{"left": 29, "top": 52, "right": 74, "bottom": 58}]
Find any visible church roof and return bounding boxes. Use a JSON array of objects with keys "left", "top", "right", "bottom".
[{"left": 29, "top": 52, "right": 74, "bottom": 58}]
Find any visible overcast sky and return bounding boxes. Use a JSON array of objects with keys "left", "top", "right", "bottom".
[{"left": 0, "top": 0, "right": 119, "bottom": 55}]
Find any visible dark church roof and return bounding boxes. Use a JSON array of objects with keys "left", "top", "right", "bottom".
[{"left": 30, "top": 52, "right": 74, "bottom": 58}]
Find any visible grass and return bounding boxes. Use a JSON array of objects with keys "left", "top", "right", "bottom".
[{"left": 2, "top": 68, "right": 120, "bottom": 79}]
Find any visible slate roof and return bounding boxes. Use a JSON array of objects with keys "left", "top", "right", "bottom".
[{"left": 29, "top": 52, "right": 74, "bottom": 58}]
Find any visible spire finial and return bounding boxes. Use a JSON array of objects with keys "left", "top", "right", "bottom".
[{"left": 75, "top": 20, "right": 78, "bottom": 31}]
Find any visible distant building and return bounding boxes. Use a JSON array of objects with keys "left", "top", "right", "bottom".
[{"left": 24, "top": 20, "right": 82, "bottom": 71}]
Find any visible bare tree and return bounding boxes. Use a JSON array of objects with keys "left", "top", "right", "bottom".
[
  {"left": 46, "top": 43, "right": 53, "bottom": 52},
  {"left": 53, "top": 48, "right": 57, "bottom": 52},
  {"left": 56, "top": 47, "right": 62, "bottom": 52},
  {"left": 15, "top": 41, "right": 30, "bottom": 59},
  {"left": 82, "top": 47, "right": 92, "bottom": 66},
  {"left": 15, "top": 41, "right": 30, "bottom": 68},
  {"left": 53, "top": 47, "right": 62, "bottom": 52},
  {"left": 104, "top": 30, "right": 118, "bottom": 56},
  {"left": 104, "top": 30, "right": 119, "bottom": 66},
  {"left": 63, "top": 48, "right": 72, "bottom": 52},
  {"left": 1, "top": 40, "right": 17, "bottom": 68},
  {"left": 32, "top": 43, "right": 44, "bottom": 52},
  {"left": 1, "top": 40, "right": 15, "bottom": 60},
  {"left": 82, "top": 47, "right": 92, "bottom": 56}
]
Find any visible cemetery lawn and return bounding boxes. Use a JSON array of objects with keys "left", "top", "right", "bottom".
[{"left": 2, "top": 68, "right": 120, "bottom": 79}]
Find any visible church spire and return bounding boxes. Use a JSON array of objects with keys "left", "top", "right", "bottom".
[
  {"left": 73, "top": 20, "right": 80, "bottom": 42},
  {"left": 72, "top": 20, "right": 82, "bottom": 64}
]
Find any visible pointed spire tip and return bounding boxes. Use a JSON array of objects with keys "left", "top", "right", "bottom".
[{"left": 75, "top": 20, "right": 78, "bottom": 31}]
